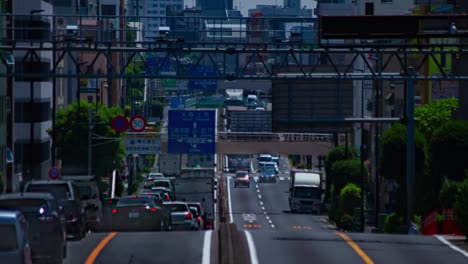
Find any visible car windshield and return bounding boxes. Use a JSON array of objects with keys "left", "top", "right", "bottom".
[
  {"left": 165, "top": 204, "right": 188, "bottom": 212},
  {"left": 294, "top": 187, "right": 321, "bottom": 199},
  {"left": 261, "top": 166, "right": 275, "bottom": 173},
  {"left": 117, "top": 197, "right": 150, "bottom": 206},
  {"left": 0, "top": 224, "right": 18, "bottom": 251},
  {"left": 153, "top": 181, "right": 169, "bottom": 188},
  {"left": 25, "top": 184, "right": 69, "bottom": 200},
  {"left": 0, "top": 199, "right": 48, "bottom": 213},
  {"left": 235, "top": 172, "right": 248, "bottom": 178},
  {"left": 77, "top": 185, "right": 94, "bottom": 199},
  {"left": 259, "top": 156, "right": 272, "bottom": 162},
  {"left": 148, "top": 173, "right": 163, "bottom": 179}
]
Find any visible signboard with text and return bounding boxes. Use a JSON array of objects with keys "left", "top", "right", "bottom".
[
  {"left": 124, "top": 138, "right": 161, "bottom": 154},
  {"left": 168, "top": 110, "right": 216, "bottom": 154}
]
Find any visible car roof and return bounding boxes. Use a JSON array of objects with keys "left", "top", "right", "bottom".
[
  {"left": 0, "top": 210, "right": 22, "bottom": 220},
  {"left": 26, "top": 180, "right": 71, "bottom": 185},
  {"left": 0, "top": 192, "right": 55, "bottom": 200},
  {"left": 163, "top": 201, "right": 187, "bottom": 205}
]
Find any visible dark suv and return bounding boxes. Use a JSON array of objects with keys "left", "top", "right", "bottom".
[
  {"left": 24, "top": 180, "right": 87, "bottom": 240},
  {"left": 0, "top": 192, "right": 67, "bottom": 263}
]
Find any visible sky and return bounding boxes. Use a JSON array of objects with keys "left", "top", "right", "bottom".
[{"left": 184, "top": 0, "right": 317, "bottom": 17}]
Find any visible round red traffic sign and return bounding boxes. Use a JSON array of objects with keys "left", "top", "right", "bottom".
[
  {"left": 130, "top": 115, "right": 147, "bottom": 132},
  {"left": 48, "top": 167, "right": 61, "bottom": 180},
  {"left": 111, "top": 115, "right": 129, "bottom": 133}
]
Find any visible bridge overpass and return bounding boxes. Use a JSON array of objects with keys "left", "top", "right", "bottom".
[{"left": 157, "top": 132, "right": 336, "bottom": 156}]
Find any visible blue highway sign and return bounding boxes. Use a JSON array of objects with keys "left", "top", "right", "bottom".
[
  {"left": 170, "top": 97, "right": 186, "bottom": 109},
  {"left": 168, "top": 110, "right": 216, "bottom": 154},
  {"left": 188, "top": 65, "right": 217, "bottom": 90}
]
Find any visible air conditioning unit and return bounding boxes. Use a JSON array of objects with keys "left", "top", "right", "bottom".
[{"left": 55, "top": 17, "right": 65, "bottom": 27}]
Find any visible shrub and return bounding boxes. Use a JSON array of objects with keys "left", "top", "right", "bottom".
[
  {"left": 328, "top": 184, "right": 337, "bottom": 222},
  {"left": 439, "top": 180, "right": 460, "bottom": 209},
  {"left": 339, "top": 183, "right": 362, "bottom": 215},
  {"left": 454, "top": 178, "right": 468, "bottom": 238},
  {"left": 325, "top": 145, "right": 358, "bottom": 202},
  {"left": 332, "top": 161, "right": 365, "bottom": 196},
  {"left": 384, "top": 212, "right": 404, "bottom": 234}
]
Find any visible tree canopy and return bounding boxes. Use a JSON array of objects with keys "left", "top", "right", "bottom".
[
  {"left": 414, "top": 97, "right": 458, "bottom": 140},
  {"left": 51, "top": 100, "right": 126, "bottom": 179}
]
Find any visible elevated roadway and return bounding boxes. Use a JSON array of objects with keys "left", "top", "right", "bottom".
[{"left": 157, "top": 132, "right": 335, "bottom": 155}]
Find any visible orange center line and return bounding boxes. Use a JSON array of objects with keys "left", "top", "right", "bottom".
[
  {"left": 85, "top": 232, "right": 118, "bottom": 264},
  {"left": 336, "top": 232, "right": 374, "bottom": 264}
]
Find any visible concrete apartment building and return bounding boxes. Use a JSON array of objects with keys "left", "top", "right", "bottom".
[{"left": 12, "top": 0, "right": 54, "bottom": 186}]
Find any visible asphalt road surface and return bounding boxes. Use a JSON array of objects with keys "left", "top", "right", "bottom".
[{"left": 63, "top": 155, "right": 468, "bottom": 264}]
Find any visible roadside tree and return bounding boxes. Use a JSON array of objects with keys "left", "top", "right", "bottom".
[
  {"left": 378, "top": 123, "right": 426, "bottom": 216},
  {"left": 414, "top": 97, "right": 458, "bottom": 141},
  {"left": 51, "top": 100, "right": 126, "bottom": 181},
  {"left": 428, "top": 121, "right": 468, "bottom": 212}
]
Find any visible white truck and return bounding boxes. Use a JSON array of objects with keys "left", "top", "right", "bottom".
[
  {"left": 159, "top": 153, "right": 181, "bottom": 177},
  {"left": 224, "top": 89, "right": 244, "bottom": 107},
  {"left": 173, "top": 172, "right": 215, "bottom": 229},
  {"left": 289, "top": 169, "right": 323, "bottom": 214}
]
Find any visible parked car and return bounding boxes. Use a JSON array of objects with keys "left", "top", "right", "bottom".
[
  {"left": 0, "top": 192, "right": 67, "bottom": 263},
  {"left": 0, "top": 210, "right": 32, "bottom": 264},
  {"left": 234, "top": 170, "right": 250, "bottom": 188},
  {"left": 111, "top": 195, "right": 172, "bottom": 231},
  {"left": 162, "top": 201, "right": 196, "bottom": 231},
  {"left": 143, "top": 172, "right": 165, "bottom": 189},
  {"left": 23, "top": 180, "right": 87, "bottom": 240},
  {"left": 186, "top": 202, "right": 206, "bottom": 230},
  {"left": 62, "top": 176, "right": 103, "bottom": 231}
]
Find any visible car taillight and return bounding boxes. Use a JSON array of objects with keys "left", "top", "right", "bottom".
[
  {"left": 166, "top": 195, "right": 170, "bottom": 201},
  {"left": 148, "top": 178, "right": 154, "bottom": 182},
  {"left": 150, "top": 207, "right": 157, "bottom": 212},
  {"left": 111, "top": 208, "right": 118, "bottom": 214},
  {"left": 107, "top": 200, "right": 114, "bottom": 204},
  {"left": 185, "top": 212, "right": 192, "bottom": 220},
  {"left": 196, "top": 216, "right": 201, "bottom": 223}
]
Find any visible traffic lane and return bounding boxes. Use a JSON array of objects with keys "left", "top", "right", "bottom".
[
  {"left": 92, "top": 231, "right": 208, "bottom": 264},
  {"left": 256, "top": 178, "right": 331, "bottom": 232},
  {"left": 251, "top": 230, "right": 367, "bottom": 264},
  {"left": 278, "top": 156, "right": 291, "bottom": 177},
  {"left": 64, "top": 232, "right": 114, "bottom": 264},
  {"left": 345, "top": 233, "right": 468, "bottom": 264},
  {"left": 228, "top": 175, "right": 270, "bottom": 231}
]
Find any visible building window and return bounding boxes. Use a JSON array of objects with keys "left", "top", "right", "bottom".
[
  {"left": 381, "top": 0, "right": 392, "bottom": 3},
  {"left": 102, "top": 5, "right": 116, "bottom": 16},
  {"left": 15, "top": 141, "right": 50, "bottom": 164},
  {"left": 15, "top": 102, "right": 51, "bottom": 123},
  {"left": 14, "top": 19, "right": 50, "bottom": 42},
  {"left": 14, "top": 61, "right": 51, "bottom": 82}
]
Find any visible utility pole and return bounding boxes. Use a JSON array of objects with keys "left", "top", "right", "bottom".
[{"left": 88, "top": 108, "right": 93, "bottom": 176}]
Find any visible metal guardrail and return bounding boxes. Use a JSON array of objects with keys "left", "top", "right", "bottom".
[{"left": 124, "top": 131, "right": 334, "bottom": 143}]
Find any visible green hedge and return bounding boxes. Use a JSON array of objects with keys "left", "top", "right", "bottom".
[
  {"left": 454, "top": 178, "right": 468, "bottom": 238},
  {"left": 324, "top": 145, "right": 358, "bottom": 202},
  {"left": 331, "top": 159, "right": 365, "bottom": 194},
  {"left": 384, "top": 212, "right": 405, "bottom": 234}
]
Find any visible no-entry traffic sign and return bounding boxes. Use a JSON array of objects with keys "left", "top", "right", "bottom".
[
  {"left": 48, "top": 167, "right": 61, "bottom": 180},
  {"left": 130, "top": 115, "right": 147, "bottom": 132},
  {"left": 112, "top": 115, "right": 129, "bottom": 133}
]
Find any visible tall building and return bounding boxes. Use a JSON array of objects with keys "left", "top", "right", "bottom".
[
  {"left": 12, "top": 0, "right": 54, "bottom": 182},
  {"left": 127, "top": 0, "right": 184, "bottom": 41},
  {"left": 284, "top": 0, "right": 301, "bottom": 9}
]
